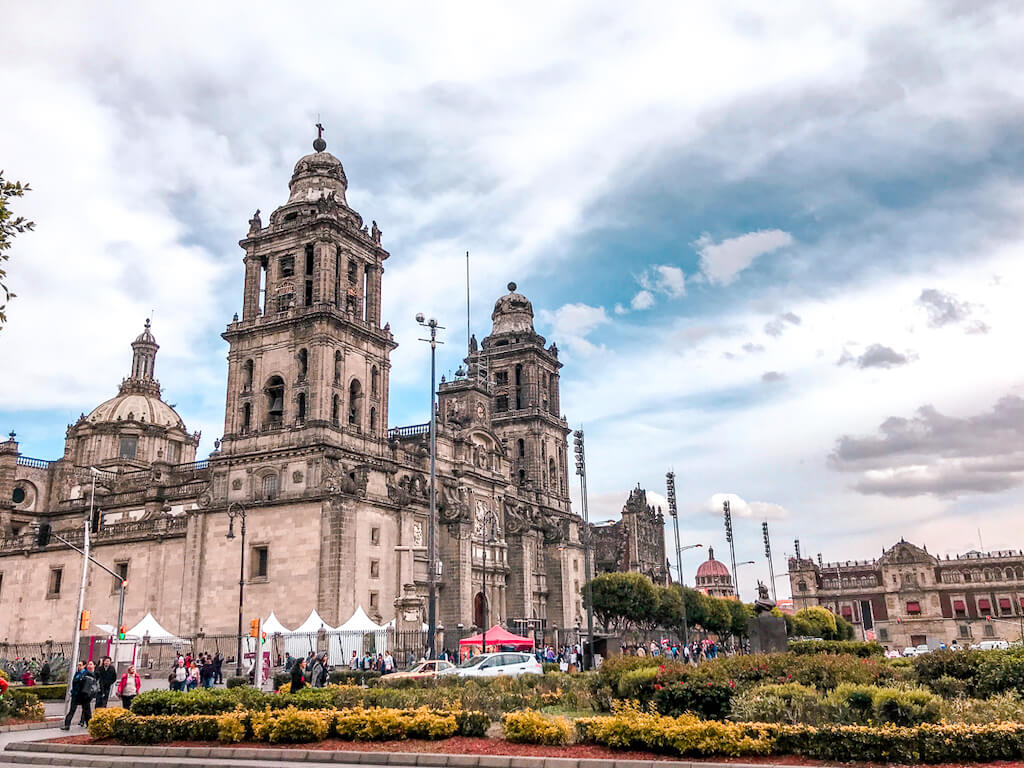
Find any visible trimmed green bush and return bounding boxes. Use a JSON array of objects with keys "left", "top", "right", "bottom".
[
  {"left": 225, "top": 676, "right": 249, "bottom": 689},
  {"left": 653, "top": 679, "right": 734, "bottom": 719},
  {"left": 502, "top": 709, "right": 573, "bottom": 745},
  {"left": 788, "top": 640, "right": 884, "bottom": 658}
]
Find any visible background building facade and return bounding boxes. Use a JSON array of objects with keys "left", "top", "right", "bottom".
[{"left": 789, "top": 539, "right": 1024, "bottom": 649}]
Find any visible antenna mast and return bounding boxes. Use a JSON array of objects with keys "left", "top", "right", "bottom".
[{"left": 465, "top": 251, "right": 471, "bottom": 355}]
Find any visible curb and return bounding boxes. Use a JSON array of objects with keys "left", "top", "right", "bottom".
[
  {"left": 2, "top": 742, "right": 712, "bottom": 768},
  {"left": 0, "top": 720, "right": 61, "bottom": 734}
]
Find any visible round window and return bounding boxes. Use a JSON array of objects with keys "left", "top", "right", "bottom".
[{"left": 12, "top": 487, "right": 26, "bottom": 504}]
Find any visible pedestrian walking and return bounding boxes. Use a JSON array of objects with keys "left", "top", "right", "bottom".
[
  {"left": 63, "top": 660, "right": 99, "bottom": 729},
  {"left": 213, "top": 652, "right": 224, "bottom": 684},
  {"left": 290, "top": 658, "right": 307, "bottom": 692},
  {"left": 200, "top": 655, "right": 216, "bottom": 688},
  {"left": 116, "top": 665, "right": 141, "bottom": 711},
  {"left": 94, "top": 656, "right": 117, "bottom": 708},
  {"left": 171, "top": 659, "right": 187, "bottom": 691}
]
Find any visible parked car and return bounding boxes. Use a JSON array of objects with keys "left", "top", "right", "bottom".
[
  {"left": 884, "top": 649, "right": 902, "bottom": 658},
  {"left": 977, "top": 639, "right": 1010, "bottom": 651},
  {"left": 383, "top": 660, "right": 455, "bottom": 680},
  {"left": 447, "top": 652, "right": 543, "bottom": 678},
  {"left": 901, "top": 646, "right": 918, "bottom": 657},
  {"left": 915, "top": 643, "right": 930, "bottom": 655}
]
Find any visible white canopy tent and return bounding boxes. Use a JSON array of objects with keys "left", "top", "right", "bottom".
[
  {"left": 261, "top": 612, "right": 290, "bottom": 636},
  {"left": 283, "top": 610, "right": 333, "bottom": 660},
  {"left": 330, "top": 606, "right": 389, "bottom": 664},
  {"left": 125, "top": 613, "right": 183, "bottom": 645}
]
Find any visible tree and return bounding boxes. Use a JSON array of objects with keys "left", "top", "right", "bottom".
[
  {"left": 0, "top": 172, "right": 34, "bottom": 329},
  {"left": 792, "top": 606, "right": 838, "bottom": 639},
  {"left": 701, "top": 594, "right": 733, "bottom": 636},
  {"left": 653, "top": 585, "right": 685, "bottom": 638},
  {"left": 834, "top": 615, "right": 856, "bottom": 640},
  {"left": 727, "top": 600, "right": 754, "bottom": 638},
  {"left": 584, "top": 572, "right": 658, "bottom": 635}
]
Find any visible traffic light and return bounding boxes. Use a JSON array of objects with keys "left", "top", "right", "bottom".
[
  {"left": 79, "top": 610, "right": 90, "bottom": 631},
  {"left": 249, "top": 618, "right": 259, "bottom": 637},
  {"left": 260, "top": 631, "right": 267, "bottom": 645},
  {"left": 118, "top": 625, "right": 127, "bottom": 640}
]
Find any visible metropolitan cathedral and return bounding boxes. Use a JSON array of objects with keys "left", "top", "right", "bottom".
[{"left": 0, "top": 132, "right": 592, "bottom": 643}]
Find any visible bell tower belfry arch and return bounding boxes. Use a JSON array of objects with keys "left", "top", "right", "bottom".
[{"left": 220, "top": 130, "right": 396, "bottom": 457}]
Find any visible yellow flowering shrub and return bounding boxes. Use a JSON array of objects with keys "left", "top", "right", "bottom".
[
  {"left": 215, "top": 709, "right": 247, "bottom": 744},
  {"left": 87, "top": 707, "right": 130, "bottom": 740},
  {"left": 502, "top": 709, "right": 573, "bottom": 745}
]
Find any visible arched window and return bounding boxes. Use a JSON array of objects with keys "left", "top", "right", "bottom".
[
  {"left": 548, "top": 458, "right": 556, "bottom": 485},
  {"left": 297, "top": 349, "right": 308, "bottom": 380},
  {"left": 517, "top": 439, "right": 525, "bottom": 458},
  {"left": 518, "top": 469, "right": 526, "bottom": 485},
  {"left": 1006, "top": 568, "right": 1014, "bottom": 581},
  {"left": 243, "top": 359, "right": 254, "bottom": 389},
  {"left": 242, "top": 402, "right": 251, "bottom": 433},
  {"left": 265, "top": 376, "right": 285, "bottom": 427},
  {"left": 261, "top": 473, "right": 278, "bottom": 500},
  {"left": 334, "top": 351, "right": 342, "bottom": 384},
  {"left": 348, "top": 379, "right": 362, "bottom": 426},
  {"left": 297, "top": 392, "right": 306, "bottom": 422},
  {"left": 514, "top": 364, "right": 523, "bottom": 409},
  {"left": 371, "top": 366, "right": 379, "bottom": 396},
  {"left": 332, "top": 395, "right": 340, "bottom": 425},
  {"left": 1016, "top": 566, "right": 1023, "bottom": 579},
  {"left": 369, "top": 407, "right": 377, "bottom": 434}
]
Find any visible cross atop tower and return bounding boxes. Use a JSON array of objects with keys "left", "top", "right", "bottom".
[{"left": 313, "top": 121, "right": 327, "bottom": 152}]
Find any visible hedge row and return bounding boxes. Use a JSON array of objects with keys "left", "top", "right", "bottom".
[
  {"left": 272, "top": 669, "right": 382, "bottom": 690},
  {"left": 913, "top": 648, "right": 1024, "bottom": 698},
  {"left": 131, "top": 674, "right": 607, "bottom": 721},
  {"left": 89, "top": 706, "right": 490, "bottom": 745},
  {"left": 788, "top": 640, "right": 884, "bottom": 658},
  {"left": 568, "top": 705, "right": 1024, "bottom": 763}
]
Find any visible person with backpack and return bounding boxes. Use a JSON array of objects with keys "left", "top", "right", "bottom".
[
  {"left": 63, "top": 660, "right": 99, "bottom": 729},
  {"left": 116, "top": 664, "right": 141, "bottom": 710}
]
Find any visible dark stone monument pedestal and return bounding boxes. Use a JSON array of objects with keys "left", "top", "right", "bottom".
[{"left": 747, "top": 613, "right": 788, "bottom": 654}]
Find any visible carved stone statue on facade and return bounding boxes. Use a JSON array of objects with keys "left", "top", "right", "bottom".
[
  {"left": 248, "top": 209, "right": 262, "bottom": 233},
  {"left": 371, "top": 220, "right": 381, "bottom": 244}
]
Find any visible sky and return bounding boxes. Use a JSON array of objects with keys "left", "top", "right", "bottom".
[{"left": 3, "top": 1, "right": 1024, "bottom": 600}]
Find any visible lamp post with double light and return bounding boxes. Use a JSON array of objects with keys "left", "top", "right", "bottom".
[
  {"left": 225, "top": 502, "right": 247, "bottom": 676},
  {"left": 573, "top": 429, "right": 595, "bottom": 670}
]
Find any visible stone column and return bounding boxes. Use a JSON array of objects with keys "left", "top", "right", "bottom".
[{"left": 242, "top": 255, "right": 262, "bottom": 320}]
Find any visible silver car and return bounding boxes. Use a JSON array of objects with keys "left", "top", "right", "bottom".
[{"left": 447, "top": 652, "right": 543, "bottom": 678}]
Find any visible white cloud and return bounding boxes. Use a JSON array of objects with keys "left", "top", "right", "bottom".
[
  {"left": 630, "top": 290, "right": 655, "bottom": 310},
  {"left": 637, "top": 266, "right": 685, "bottom": 301},
  {"left": 613, "top": 302, "right": 628, "bottom": 315},
  {"left": 695, "top": 229, "right": 794, "bottom": 285},
  {"left": 705, "top": 493, "right": 789, "bottom": 520},
  {"left": 537, "top": 303, "right": 610, "bottom": 356}
]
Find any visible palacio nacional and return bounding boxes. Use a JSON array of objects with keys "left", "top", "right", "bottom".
[{"left": 0, "top": 132, "right": 668, "bottom": 645}]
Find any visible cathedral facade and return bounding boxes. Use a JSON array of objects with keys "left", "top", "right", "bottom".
[{"left": 0, "top": 135, "right": 589, "bottom": 644}]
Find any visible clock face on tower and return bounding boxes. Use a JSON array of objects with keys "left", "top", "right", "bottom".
[{"left": 476, "top": 403, "right": 485, "bottom": 420}]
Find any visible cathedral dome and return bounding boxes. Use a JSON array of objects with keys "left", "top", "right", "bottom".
[
  {"left": 286, "top": 133, "right": 348, "bottom": 205},
  {"left": 491, "top": 282, "right": 535, "bottom": 336},
  {"left": 87, "top": 392, "right": 185, "bottom": 430},
  {"left": 696, "top": 548, "right": 732, "bottom": 580}
]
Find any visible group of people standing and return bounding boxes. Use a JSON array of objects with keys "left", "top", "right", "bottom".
[
  {"left": 62, "top": 657, "right": 141, "bottom": 730},
  {"left": 286, "top": 652, "right": 331, "bottom": 692},
  {"left": 168, "top": 652, "right": 223, "bottom": 691}
]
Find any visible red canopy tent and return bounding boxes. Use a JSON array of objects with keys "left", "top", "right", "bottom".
[{"left": 458, "top": 625, "right": 535, "bottom": 655}]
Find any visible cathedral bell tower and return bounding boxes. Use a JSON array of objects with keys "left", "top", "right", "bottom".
[
  {"left": 220, "top": 128, "right": 396, "bottom": 456},
  {"left": 472, "top": 282, "right": 570, "bottom": 511}
]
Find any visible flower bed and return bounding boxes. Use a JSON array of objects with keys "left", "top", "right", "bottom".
[
  {"left": 89, "top": 705, "right": 490, "bottom": 745},
  {"left": 565, "top": 704, "right": 1024, "bottom": 763}
]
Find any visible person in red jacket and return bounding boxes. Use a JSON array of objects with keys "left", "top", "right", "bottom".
[
  {"left": 0, "top": 676, "right": 8, "bottom": 696},
  {"left": 115, "top": 665, "right": 141, "bottom": 711}
]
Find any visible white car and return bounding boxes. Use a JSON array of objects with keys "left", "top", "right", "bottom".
[
  {"left": 448, "top": 652, "right": 543, "bottom": 678},
  {"left": 915, "top": 644, "right": 930, "bottom": 655},
  {"left": 978, "top": 640, "right": 1010, "bottom": 651},
  {"left": 902, "top": 646, "right": 918, "bottom": 657}
]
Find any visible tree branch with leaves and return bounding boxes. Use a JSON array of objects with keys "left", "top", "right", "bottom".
[{"left": 0, "top": 172, "right": 34, "bottom": 329}]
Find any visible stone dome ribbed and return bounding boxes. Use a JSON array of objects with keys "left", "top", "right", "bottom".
[
  {"left": 87, "top": 392, "right": 185, "bottom": 430},
  {"left": 491, "top": 282, "right": 535, "bottom": 335}
]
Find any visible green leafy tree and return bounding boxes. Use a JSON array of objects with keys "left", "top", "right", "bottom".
[
  {"left": 728, "top": 600, "right": 755, "bottom": 637},
  {"left": 834, "top": 614, "right": 856, "bottom": 640},
  {"left": 701, "top": 594, "right": 734, "bottom": 636},
  {"left": 584, "top": 572, "right": 658, "bottom": 635},
  {"left": 792, "top": 606, "right": 838, "bottom": 639},
  {"left": 653, "top": 585, "right": 685, "bottom": 637},
  {"left": 0, "top": 172, "right": 34, "bottom": 329}
]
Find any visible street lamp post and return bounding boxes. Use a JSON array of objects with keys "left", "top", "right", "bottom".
[
  {"left": 62, "top": 466, "right": 100, "bottom": 718},
  {"left": 416, "top": 313, "right": 444, "bottom": 660},
  {"left": 226, "top": 502, "right": 247, "bottom": 677},
  {"left": 723, "top": 501, "right": 740, "bottom": 599},
  {"left": 761, "top": 521, "right": 777, "bottom": 603},
  {"left": 573, "top": 430, "right": 596, "bottom": 671},
  {"left": 480, "top": 514, "right": 497, "bottom": 654},
  {"left": 735, "top": 559, "right": 756, "bottom": 599}
]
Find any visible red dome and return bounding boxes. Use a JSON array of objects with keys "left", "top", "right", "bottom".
[{"left": 696, "top": 548, "right": 731, "bottom": 579}]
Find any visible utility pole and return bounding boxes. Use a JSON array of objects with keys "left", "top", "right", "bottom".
[
  {"left": 723, "top": 500, "right": 739, "bottom": 599},
  {"left": 574, "top": 429, "right": 596, "bottom": 670},
  {"left": 417, "top": 313, "right": 444, "bottom": 659},
  {"left": 762, "top": 521, "right": 777, "bottom": 602}
]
